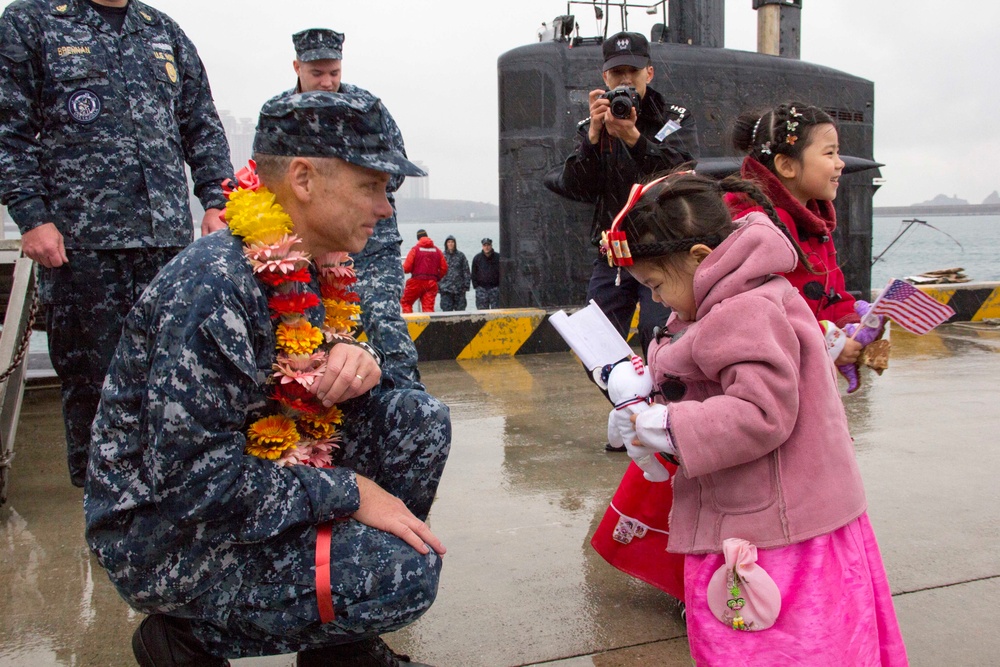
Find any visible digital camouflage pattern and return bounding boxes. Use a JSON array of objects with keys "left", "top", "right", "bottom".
[
  {"left": 85, "top": 231, "right": 450, "bottom": 656},
  {"left": 0, "top": 0, "right": 233, "bottom": 245},
  {"left": 0, "top": 0, "right": 233, "bottom": 485},
  {"left": 43, "top": 247, "right": 181, "bottom": 486},
  {"left": 292, "top": 27, "right": 344, "bottom": 62},
  {"left": 264, "top": 85, "right": 423, "bottom": 389},
  {"left": 254, "top": 91, "right": 425, "bottom": 178}
]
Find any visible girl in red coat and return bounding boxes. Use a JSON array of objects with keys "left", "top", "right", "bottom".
[{"left": 727, "top": 103, "right": 885, "bottom": 393}]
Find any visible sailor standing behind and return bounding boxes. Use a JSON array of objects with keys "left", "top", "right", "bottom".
[{"left": 0, "top": 0, "right": 233, "bottom": 487}]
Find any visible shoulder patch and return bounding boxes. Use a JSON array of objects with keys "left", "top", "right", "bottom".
[{"left": 669, "top": 104, "right": 688, "bottom": 121}]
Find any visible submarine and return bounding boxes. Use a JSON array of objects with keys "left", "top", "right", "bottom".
[{"left": 497, "top": 0, "right": 881, "bottom": 309}]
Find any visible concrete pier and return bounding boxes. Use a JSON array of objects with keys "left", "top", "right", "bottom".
[{"left": 1, "top": 322, "right": 998, "bottom": 666}]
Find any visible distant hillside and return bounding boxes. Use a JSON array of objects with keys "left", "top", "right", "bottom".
[
  {"left": 913, "top": 193, "right": 970, "bottom": 207},
  {"left": 874, "top": 192, "right": 1000, "bottom": 217},
  {"left": 395, "top": 198, "right": 498, "bottom": 222}
]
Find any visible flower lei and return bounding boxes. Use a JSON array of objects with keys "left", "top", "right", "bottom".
[{"left": 223, "top": 160, "right": 362, "bottom": 468}]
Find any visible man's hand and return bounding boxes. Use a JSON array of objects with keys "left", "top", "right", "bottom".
[
  {"left": 602, "top": 107, "right": 641, "bottom": 147},
  {"left": 20, "top": 222, "right": 68, "bottom": 268},
  {"left": 353, "top": 475, "right": 446, "bottom": 555},
  {"left": 201, "top": 207, "right": 226, "bottom": 236},
  {"left": 308, "top": 342, "right": 381, "bottom": 407},
  {"left": 587, "top": 89, "right": 641, "bottom": 147},
  {"left": 587, "top": 89, "right": 610, "bottom": 144}
]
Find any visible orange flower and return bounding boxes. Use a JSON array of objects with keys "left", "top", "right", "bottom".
[
  {"left": 246, "top": 415, "right": 300, "bottom": 460},
  {"left": 276, "top": 318, "right": 324, "bottom": 355},
  {"left": 297, "top": 414, "right": 339, "bottom": 440}
]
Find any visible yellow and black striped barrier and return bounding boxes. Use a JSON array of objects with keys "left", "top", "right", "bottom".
[{"left": 399, "top": 282, "right": 999, "bottom": 363}]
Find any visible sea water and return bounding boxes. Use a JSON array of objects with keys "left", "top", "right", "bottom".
[
  {"left": 870, "top": 214, "right": 1000, "bottom": 287},
  {"left": 407, "top": 214, "right": 1000, "bottom": 309},
  {"left": 19, "top": 214, "right": 1000, "bottom": 356}
]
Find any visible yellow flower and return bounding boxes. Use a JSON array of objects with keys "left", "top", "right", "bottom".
[
  {"left": 246, "top": 414, "right": 300, "bottom": 459},
  {"left": 226, "top": 188, "right": 294, "bottom": 245},
  {"left": 323, "top": 299, "right": 362, "bottom": 333},
  {"left": 276, "top": 318, "right": 324, "bottom": 355}
]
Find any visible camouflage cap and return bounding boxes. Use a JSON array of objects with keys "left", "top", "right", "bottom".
[
  {"left": 253, "top": 91, "right": 427, "bottom": 177},
  {"left": 293, "top": 28, "right": 344, "bottom": 62}
]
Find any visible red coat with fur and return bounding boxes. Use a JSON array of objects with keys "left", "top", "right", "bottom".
[{"left": 725, "top": 156, "right": 859, "bottom": 328}]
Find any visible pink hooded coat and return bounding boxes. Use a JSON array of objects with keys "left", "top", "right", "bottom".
[{"left": 647, "top": 211, "right": 867, "bottom": 554}]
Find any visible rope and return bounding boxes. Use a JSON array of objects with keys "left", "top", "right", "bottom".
[{"left": 0, "top": 287, "right": 39, "bottom": 385}]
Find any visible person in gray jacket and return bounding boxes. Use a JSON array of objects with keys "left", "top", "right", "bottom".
[{"left": 438, "top": 235, "right": 471, "bottom": 311}]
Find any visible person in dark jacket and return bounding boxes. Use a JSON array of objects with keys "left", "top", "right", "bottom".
[
  {"left": 438, "top": 235, "right": 471, "bottom": 311},
  {"left": 471, "top": 237, "right": 500, "bottom": 309},
  {"left": 0, "top": 0, "right": 233, "bottom": 486},
  {"left": 544, "top": 31, "right": 699, "bottom": 360},
  {"left": 401, "top": 229, "right": 447, "bottom": 312}
]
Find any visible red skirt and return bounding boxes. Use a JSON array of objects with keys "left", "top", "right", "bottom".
[{"left": 590, "top": 458, "right": 686, "bottom": 601}]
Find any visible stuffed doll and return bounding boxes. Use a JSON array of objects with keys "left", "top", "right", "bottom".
[
  {"left": 602, "top": 355, "right": 672, "bottom": 483},
  {"left": 823, "top": 300, "right": 889, "bottom": 394}
]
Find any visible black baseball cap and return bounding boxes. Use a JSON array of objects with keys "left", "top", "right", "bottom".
[{"left": 602, "top": 32, "right": 650, "bottom": 71}]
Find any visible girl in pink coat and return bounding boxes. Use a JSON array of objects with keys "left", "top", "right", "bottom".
[{"left": 603, "top": 170, "right": 908, "bottom": 665}]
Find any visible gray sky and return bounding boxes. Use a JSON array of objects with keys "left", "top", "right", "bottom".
[{"left": 7, "top": 1, "right": 997, "bottom": 206}]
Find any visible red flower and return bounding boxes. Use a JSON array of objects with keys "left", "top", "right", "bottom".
[
  {"left": 269, "top": 292, "right": 320, "bottom": 317},
  {"left": 258, "top": 267, "right": 312, "bottom": 287},
  {"left": 223, "top": 159, "right": 260, "bottom": 195},
  {"left": 272, "top": 382, "right": 322, "bottom": 414},
  {"left": 320, "top": 284, "right": 360, "bottom": 302}
]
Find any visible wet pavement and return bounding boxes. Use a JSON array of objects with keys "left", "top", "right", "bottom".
[{"left": 1, "top": 323, "right": 999, "bottom": 666}]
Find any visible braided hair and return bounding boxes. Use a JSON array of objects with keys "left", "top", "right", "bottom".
[
  {"left": 620, "top": 170, "right": 815, "bottom": 273},
  {"left": 732, "top": 102, "right": 836, "bottom": 173}
]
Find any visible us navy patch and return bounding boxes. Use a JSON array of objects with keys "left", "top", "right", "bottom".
[{"left": 67, "top": 89, "right": 101, "bottom": 123}]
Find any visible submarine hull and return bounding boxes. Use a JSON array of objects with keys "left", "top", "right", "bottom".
[{"left": 498, "top": 40, "right": 877, "bottom": 308}]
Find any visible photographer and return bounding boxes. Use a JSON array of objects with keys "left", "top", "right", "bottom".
[{"left": 545, "top": 31, "right": 699, "bottom": 390}]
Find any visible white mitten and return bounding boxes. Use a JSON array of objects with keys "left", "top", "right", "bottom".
[{"left": 633, "top": 403, "right": 677, "bottom": 457}]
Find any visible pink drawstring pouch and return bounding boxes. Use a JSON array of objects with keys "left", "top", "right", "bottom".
[{"left": 707, "top": 538, "right": 782, "bottom": 631}]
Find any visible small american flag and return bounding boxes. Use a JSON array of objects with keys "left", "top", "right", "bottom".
[{"left": 870, "top": 279, "right": 955, "bottom": 335}]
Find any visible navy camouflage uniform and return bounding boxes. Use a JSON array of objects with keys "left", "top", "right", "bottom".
[
  {"left": 0, "top": 0, "right": 233, "bottom": 486},
  {"left": 84, "top": 92, "right": 450, "bottom": 659},
  {"left": 270, "top": 27, "right": 422, "bottom": 392}
]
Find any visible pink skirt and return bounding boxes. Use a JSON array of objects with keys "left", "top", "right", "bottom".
[{"left": 684, "top": 513, "right": 908, "bottom": 666}]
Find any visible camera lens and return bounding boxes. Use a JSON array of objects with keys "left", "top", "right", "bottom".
[{"left": 610, "top": 97, "right": 633, "bottom": 119}]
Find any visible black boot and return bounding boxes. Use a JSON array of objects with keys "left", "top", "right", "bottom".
[
  {"left": 132, "top": 614, "right": 229, "bottom": 667},
  {"left": 296, "top": 636, "right": 432, "bottom": 667}
]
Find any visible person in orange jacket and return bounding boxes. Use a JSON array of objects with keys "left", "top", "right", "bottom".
[{"left": 401, "top": 229, "right": 448, "bottom": 312}]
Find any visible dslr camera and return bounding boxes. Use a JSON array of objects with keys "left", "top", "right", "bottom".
[{"left": 602, "top": 86, "right": 641, "bottom": 119}]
